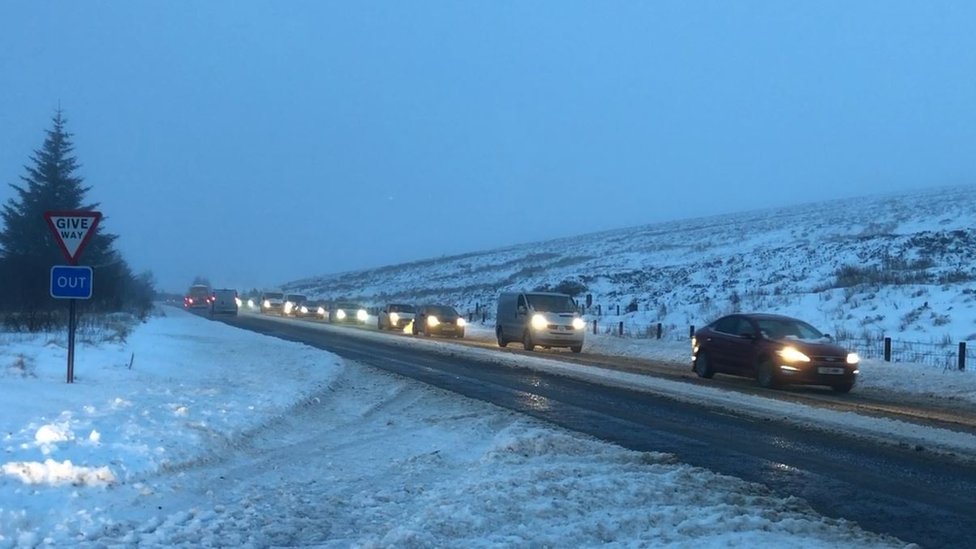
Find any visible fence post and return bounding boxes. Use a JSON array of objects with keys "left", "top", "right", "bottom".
[
  {"left": 482, "top": 312, "right": 487, "bottom": 323},
  {"left": 960, "top": 342, "right": 966, "bottom": 371},
  {"left": 597, "top": 304, "right": 602, "bottom": 316},
  {"left": 689, "top": 325, "right": 695, "bottom": 339},
  {"left": 592, "top": 319, "right": 597, "bottom": 335},
  {"left": 884, "top": 337, "right": 891, "bottom": 362},
  {"left": 618, "top": 321, "right": 623, "bottom": 336},
  {"left": 469, "top": 312, "right": 473, "bottom": 322},
  {"left": 616, "top": 305, "right": 620, "bottom": 316},
  {"left": 657, "top": 322, "right": 662, "bottom": 340}
]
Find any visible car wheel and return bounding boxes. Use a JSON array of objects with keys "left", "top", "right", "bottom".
[
  {"left": 694, "top": 351, "right": 715, "bottom": 379},
  {"left": 423, "top": 324, "right": 431, "bottom": 337},
  {"left": 832, "top": 382, "right": 854, "bottom": 394},
  {"left": 377, "top": 318, "right": 383, "bottom": 330},
  {"left": 496, "top": 327, "right": 508, "bottom": 348},
  {"left": 523, "top": 331, "right": 535, "bottom": 351},
  {"left": 570, "top": 345, "right": 582, "bottom": 354},
  {"left": 757, "top": 359, "right": 779, "bottom": 389}
]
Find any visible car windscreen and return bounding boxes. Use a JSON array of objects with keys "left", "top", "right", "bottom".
[
  {"left": 188, "top": 286, "right": 210, "bottom": 297},
  {"left": 263, "top": 293, "right": 284, "bottom": 300},
  {"left": 286, "top": 295, "right": 306, "bottom": 302},
  {"left": 426, "top": 305, "right": 457, "bottom": 318},
  {"left": 390, "top": 304, "right": 415, "bottom": 313},
  {"left": 756, "top": 318, "right": 824, "bottom": 341},
  {"left": 526, "top": 294, "right": 577, "bottom": 313}
]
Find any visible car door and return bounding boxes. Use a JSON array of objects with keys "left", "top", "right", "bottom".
[
  {"left": 701, "top": 316, "right": 738, "bottom": 372},
  {"left": 724, "top": 317, "right": 760, "bottom": 375}
]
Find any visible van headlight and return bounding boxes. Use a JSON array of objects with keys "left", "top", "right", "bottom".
[
  {"left": 457, "top": 318, "right": 466, "bottom": 327},
  {"left": 428, "top": 315, "right": 440, "bottom": 327},
  {"left": 336, "top": 309, "right": 346, "bottom": 320},
  {"left": 317, "top": 307, "right": 326, "bottom": 315},
  {"left": 531, "top": 314, "right": 548, "bottom": 330},
  {"left": 300, "top": 306, "right": 308, "bottom": 314},
  {"left": 263, "top": 300, "right": 271, "bottom": 308},
  {"left": 390, "top": 313, "right": 400, "bottom": 324},
  {"left": 847, "top": 353, "right": 860, "bottom": 364},
  {"left": 778, "top": 346, "right": 810, "bottom": 363},
  {"left": 357, "top": 309, "right": 368, "bottom": 321},
  {"left": 572, "top": 317, "right": 585, "bottom": 330}
]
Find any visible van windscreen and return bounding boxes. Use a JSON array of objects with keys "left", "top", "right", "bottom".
[{"left": 526, "top": 294, "right": 576, "bottom": 313}]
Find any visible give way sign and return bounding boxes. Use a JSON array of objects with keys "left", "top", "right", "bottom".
[{"left": 44, "top": 210, "right": 102, "bottom": 264}]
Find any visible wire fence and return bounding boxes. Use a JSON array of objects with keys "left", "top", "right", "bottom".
[{"left": 462, "top": 309, "right": 974, "bottom": 371}]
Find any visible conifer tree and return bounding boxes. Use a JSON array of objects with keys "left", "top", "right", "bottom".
[{"left": 0, "top": 110, "right": 150, "bottom": 325}]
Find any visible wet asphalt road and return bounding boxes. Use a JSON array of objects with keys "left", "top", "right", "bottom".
[{"left": 218, "top": 312, "right": 976, "bottom": 548}]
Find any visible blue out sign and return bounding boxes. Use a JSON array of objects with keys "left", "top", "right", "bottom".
[{"left": 50, "top": 266, "right": 93, "bottom": 299}]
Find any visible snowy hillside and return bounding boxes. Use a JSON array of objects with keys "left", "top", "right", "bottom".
[{"left": 286, "top": 185, "right": 976, "bottom": 351}]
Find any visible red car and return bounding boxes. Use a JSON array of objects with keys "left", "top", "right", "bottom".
[{"left": 692, "top": 313, "right": 859, "bottom": 393}]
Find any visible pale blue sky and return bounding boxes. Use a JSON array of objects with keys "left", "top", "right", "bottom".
[{"left": 1, "top": 1, "right": 974, "bottom": 292}]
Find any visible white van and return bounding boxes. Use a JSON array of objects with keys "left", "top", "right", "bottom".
[
  {"left": 495, "top": 291, "right": 585, "bottom": 353},
  {"left": 211, "top": 289, "right": 239, "bottom": 315}
]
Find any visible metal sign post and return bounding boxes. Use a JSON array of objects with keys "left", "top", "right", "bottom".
[{"left": 44, "top": 211, "right": 101, "bottom": 384}]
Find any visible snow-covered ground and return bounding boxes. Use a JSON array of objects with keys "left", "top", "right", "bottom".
[{"left": 6, "top": 307, "right": 969, "bottom": 546}]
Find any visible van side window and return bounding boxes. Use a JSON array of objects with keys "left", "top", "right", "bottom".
[{"left": 517, "top": 295, "right": 526, "bottom": 309}]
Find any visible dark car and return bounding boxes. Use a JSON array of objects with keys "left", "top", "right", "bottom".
[
  {"left": 412, "top": 304, "right": 465, "bottom": 338},
  {"left": 378, "top": 303, "right": 416, "bottom": 331},
  {"left": 329, "top": 302, "right": 368, "bottom": 324},
  {"left": 282, "top": 294, "right": 307, "bottom": 317},
  {"left": 184, "top": 284, "right": 212, "bottom": 309},
  {"left": 692, "top": 313, "right": 859, "bottom": 393},
  {"left": 294, "top": 299, "right": 328, "bottom": 320}
]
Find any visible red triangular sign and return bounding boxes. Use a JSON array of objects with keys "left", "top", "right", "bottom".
[{"left": 44, "top": 211, "right": 102, "bottom": 264}]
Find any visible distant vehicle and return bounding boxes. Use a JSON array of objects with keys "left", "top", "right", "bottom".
[
  {"left": 294, "top": 299, "right": 328, "bottom": 320},
  {"left": 495, "top": 291, "right": 585, "bottom": 353},
  {"left": 329, "top": 302, "right": 368, "bottom": 324},
  {"left": 259, "top": 291, "right": 285, "bottom": 315},
  {"left": 692, "top": 313, "right": 860, "bottom": 393},
  {"left": 378, "top": 303, "right": 416, "bottom": 331},
  {"left": 282, "top": 294, "right": 307, "bottom": 316},
  {"left": 184, "top": 284, "right": 213, "bottom": 309},
  {"left": 210, "top": 289, "right": 239, "bottom": 316},
  {"left": 413, "top": 304, "right": 465, "bottom": 338}
]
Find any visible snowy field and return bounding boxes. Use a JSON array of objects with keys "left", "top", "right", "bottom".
[{"left": 3, "top": 306, "right": 964, "bottom": 546}]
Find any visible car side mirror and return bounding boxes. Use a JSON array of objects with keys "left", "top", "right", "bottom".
[{"left": 517, "top": 305, "right": 527, "bottom": 315}]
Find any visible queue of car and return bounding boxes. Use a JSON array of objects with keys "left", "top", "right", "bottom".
[{"left": 195, "top": 283, "right": 860, "bottom": 394}]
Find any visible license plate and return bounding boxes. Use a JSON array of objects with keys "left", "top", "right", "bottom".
[{"left": 818, "top": 367, "right": 845, "bottom": 375}]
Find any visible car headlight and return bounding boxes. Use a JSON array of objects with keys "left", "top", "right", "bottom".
[
  {"left": 317, "top": 307, "right": 325, "bottom": 315},
  {"left": 247, "top": 299, "right": 255, "bottom": 309},
  {"left": 390, "top": 312, "right": 400, "bottom": 324},
  {"left": 336, "top": 309, "right": 346, "bottom": 320},
  {"left": 284, "top": 302, "right": 294, "bottom": 314},
  {"left": 263, "top": 300, "right": 270, "bottom": 308},
  {"left": 572, "top": 317, "right": 585, "bottom": 330},
  {"left": 847, "top": 353, "right": 860, "bottom": 364},
  {"left": 235, "top": 297, "right": 242, "bottom": 307},
  {"left": 457, "top": 317, "right": 466, "bottom": 327},
  {"left": 357, "top": 309, "right": 368, "bottom": 321},
  {"left": 300, "top": 306, "right": 308, "bottom": 314},
  {"left": 531, "top": 314, "right": 548, "bottom": 330},
  {"left": 778, "top": 346, "right": 811, "bottom": 363},
  {"left": 427, "top": 315, "right": 440, "bottom": 327}
]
